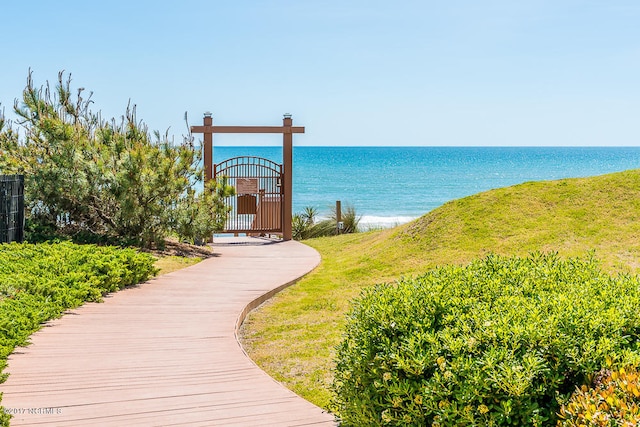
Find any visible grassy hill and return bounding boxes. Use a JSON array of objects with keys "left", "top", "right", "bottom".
[{"left": 239, "top": 169, "right": 640, "bottom": 409}]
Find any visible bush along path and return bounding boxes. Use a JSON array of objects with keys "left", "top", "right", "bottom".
[
  {"left": 0, "top": 242, "right": 157, "bottom": 426},
  {"left": 332, "top": 252, "right": 640, "bottom": 426},
  {"left": 1, "top": 238, "right": 336, "bottom": 426}
]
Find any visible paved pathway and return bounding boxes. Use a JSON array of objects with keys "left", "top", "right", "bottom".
[{"left": 1, "top": 237, "right": 337, "bottom": 426}]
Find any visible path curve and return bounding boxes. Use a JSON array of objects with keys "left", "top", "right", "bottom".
[{"left": 1, "top": 237, "right": 337, "bottom": 426}]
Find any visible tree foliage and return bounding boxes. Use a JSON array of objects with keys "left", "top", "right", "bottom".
[
  {"left": 0, "top": 71, "right": 232, "bottom": 246},
  {"left": 172, "top": 177, "right": 235, "bottom": 244}
]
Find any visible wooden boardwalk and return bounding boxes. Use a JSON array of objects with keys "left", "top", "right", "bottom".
[{"left": 1, "top": 237, "right": 337, "bottom": 426}]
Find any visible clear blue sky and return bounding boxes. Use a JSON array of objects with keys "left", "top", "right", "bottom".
[{"left": 1, "top": 1, "right": 639, "bottom": 146}]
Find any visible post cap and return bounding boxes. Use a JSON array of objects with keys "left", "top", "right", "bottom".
[
  {"left": 283, "top": 113, "right": 292, "bottom": 119},
  {"left": 204, "top": 111, "right": 212, "bottom": 118}
]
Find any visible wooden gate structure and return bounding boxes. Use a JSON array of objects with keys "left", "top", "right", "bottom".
[{"left": 191, "top": 113, "right": 304, "bottom": 241}]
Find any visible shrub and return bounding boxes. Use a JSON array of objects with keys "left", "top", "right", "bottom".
[
  {"left": 557, "top": 366, "right": 640, "bottom": 426},
  {"left": 172, "top": 177, "right": 235, "bottom": 244},
  {"left": 0, "top": 242, "right": 157, "bottom": 357},
  {"left": 332, "top": 253, "right": 640, "bottom": 426},
  {"left": 334, "top": 204, "right": 361, "bottom": 234},
  {"left": 293, "top": 207, "right": 319, "bottom": 240},
  {"left": 0, "top": 71, "right": 230, "bottom": 247},
  {"left": 0, "top": 242, "right": 158, "bottom": 426},
  {"left": 293, "top": 204, "right": 361, "bottom": 240}
]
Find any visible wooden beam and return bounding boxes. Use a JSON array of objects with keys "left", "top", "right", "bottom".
[{"left": 191, "top": 125, "right": 305, "bottom": 134}]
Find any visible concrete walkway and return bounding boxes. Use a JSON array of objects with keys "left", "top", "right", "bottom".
[{"left": 1, "top": 237, "right": 337, "bottom": 426}]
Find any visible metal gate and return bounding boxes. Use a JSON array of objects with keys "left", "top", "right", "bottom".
[{"left": 215, "top": 156, "right": 283, "bottom": 235}]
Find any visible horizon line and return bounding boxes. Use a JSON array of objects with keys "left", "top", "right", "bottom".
[{"left": 207, "top": 145, "right": 640, "bottom": 148}]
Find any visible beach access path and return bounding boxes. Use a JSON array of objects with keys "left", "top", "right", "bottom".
[{"left": 1, "top": 237, "right": 336, "bottom": 426}]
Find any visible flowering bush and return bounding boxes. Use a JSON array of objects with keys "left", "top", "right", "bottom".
[
  {"left": 332, "top": 253, "right": 640, "bottom": 426},
  {"left": 557, "top": 366, "right": 640, "bottom": 426}
]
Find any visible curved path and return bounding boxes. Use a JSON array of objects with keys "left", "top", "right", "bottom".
[{"left": 1, "top": 237, "right": 336, "bottom": 426}]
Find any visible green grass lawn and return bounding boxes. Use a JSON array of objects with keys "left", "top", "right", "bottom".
[
  {"left": 239, "top": 169, "right": 640, "bottom": 409},
  {"left": 154, "top": 255, "right": 202, "bottom": 275}
]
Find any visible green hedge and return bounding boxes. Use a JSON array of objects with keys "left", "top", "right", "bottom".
[
  {"left": 0, "top": 242, "right": 157, "bottom": 426},
  {"left": 332, "top": 253, "right": 640, "bottom": 426}
]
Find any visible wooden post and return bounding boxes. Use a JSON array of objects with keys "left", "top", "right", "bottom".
[
  {"left": 282, "top": 114, "right": 293, "bottom": 241},
  {"left": 336, "top": 200, "right": 342, "bottom": 234},
  {"left": 202, "top": 112, "right": 213, "bottom": 182}
]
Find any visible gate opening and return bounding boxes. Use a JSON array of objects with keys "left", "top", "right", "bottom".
[
  {"left": 191, "top": 114, "right": 304, "bottom": 241},
  {"left": 215, "top": 156, "right": 282, "bottom": 234}
]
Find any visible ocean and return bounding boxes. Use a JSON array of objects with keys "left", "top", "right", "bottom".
[{"left": 212, "top": 146, "right": 640, "bottom": 229}]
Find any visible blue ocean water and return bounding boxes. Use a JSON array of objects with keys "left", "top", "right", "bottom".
[{"left": 212, "top": 146, "right": 640, "bottom": 228}]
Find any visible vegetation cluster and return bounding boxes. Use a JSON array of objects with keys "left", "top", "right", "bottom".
[
  {"left": 332, "top": 253, "right": 640, "bottom": 426},
  {"left": 241, "top": 169, "right": 640, "bottom": 418},
  {"left": 0, "top": 241, "right": 157, "bottom": 425},
  {"left": 0, "top": 71, "right": 233, "bottom": 247},
  {"left": 292, "top": 205, "right": 361, "bottom": 240},
  {"left": 1, "top": 70, "right": 639, "bottom": 426},
  {"left": 558, "top": 366, "right": 640, "bottom": 426}
]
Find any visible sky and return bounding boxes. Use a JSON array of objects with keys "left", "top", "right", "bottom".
[{"left": 1, "top": 1, "right": 639, "bottom": 146}]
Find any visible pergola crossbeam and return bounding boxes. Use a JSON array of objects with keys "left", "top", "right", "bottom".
[{"left": 190, "top": 125, "right": 305, "bottom": 134}]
